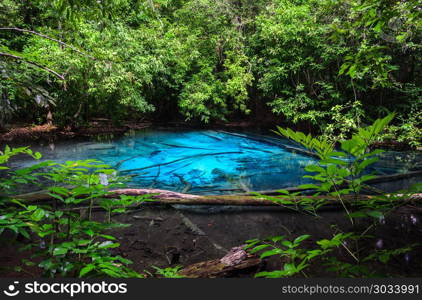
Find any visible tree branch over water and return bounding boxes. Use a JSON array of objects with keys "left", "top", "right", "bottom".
[
  {"left": 0, "top": 27, "right": 96, "bottom": 60},
  {"left": 0, "top": 52, "right": 65, "bottom": 80}
]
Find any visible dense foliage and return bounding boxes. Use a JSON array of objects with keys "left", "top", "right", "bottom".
[
  {"left": 0, "top": 147, "right": 150, "bottom": 277},
  {"left": 0, "top": 0, "right": 421, "bottom": 145},
  {"left": 248, "top": 114, "right": 422, "bottom": 277}
]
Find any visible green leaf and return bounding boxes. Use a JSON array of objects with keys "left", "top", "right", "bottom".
[
  {"left": 31, "top": 208, "right": 45, "bottom": 221},
  {"left": 260, "top": 248, "right": 283, "bottom": 259},
  {"left": 77, "top": 239, "right": 91, "bottom": 246},
  {"left": 98, "top": 242, "right": 120, "bottom": 249},
  {"left": 366, "top": 211, "right": 384, "bottom": 219},
  {"left": 356, "top": 157, "right": 379, "bottom": 172},
  {"left": 304, "top": 165, "right": 325, "bottom": 173},
  {"left": 53, "top": 247, "right": 68, "bottom": 256},
  {"left": 348, "top": 211, "right": 367, "bottom": 218},
  {"left": 48, "top": 186, "right": 70, "bottom": 196},
  {"left": 270, "top": 236, "right": 285, "bottom": 243},
  {"left": 250, "top": 244, "right": 271, "bottom": 253},
  {"left": 297, "top": 183, "right": 320, "bottom": 190},
  {"left": 275, "top": 189, "right": 290, "bottom": 195},
  {"left": 358, "top": 174, "right": 377, "bottom": 183},
  {"left": 294, "top": 235, "right": 310, "bottom": 244},
  {"left": 281, "top": 240, "right": 293, "bottom": 248},
  {"left": 99, "top": 234, "right": 116, "bottom": 240},
  {"left": 320, "top": 158, "right": 348, "bottom": 166},
  {"left": 379, "top": 253, "right": 390, "bottom": 264},
  {"left": 79, "top": 264, "right": 96, "bottom": 277},
  {"left": 340, "top": 139, "right": 359, "bottom": 154},
  {"left": 47, "top": 193, "right": 65, "bottom": 202}
]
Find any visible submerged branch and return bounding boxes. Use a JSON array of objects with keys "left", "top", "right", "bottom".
[
  {"left": 120, "top": 151, "right": 243, "bottom": 173},
  {"left": 161, "top": 143, "right": 214, "bottom": 150},
  {"left": 217, "top": 130, "right": 319, "bottom": 158}
]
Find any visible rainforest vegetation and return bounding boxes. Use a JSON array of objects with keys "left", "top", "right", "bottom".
[
  {"left": 0, "top": 0, "right": 422, "bottom": 279},
  {"left": 1, "top": 0, "right": 421, "bottom": 145}
]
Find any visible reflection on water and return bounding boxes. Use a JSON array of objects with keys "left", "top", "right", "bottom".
[{"left": 6, "top": 128, "right": 422, "bottom": 194}]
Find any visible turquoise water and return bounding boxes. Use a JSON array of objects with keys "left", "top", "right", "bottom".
[{"left": 8, "top": 128, "right": 422, "bottom": 194}]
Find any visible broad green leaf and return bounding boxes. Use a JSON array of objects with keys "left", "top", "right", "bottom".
[{"left": 79, "top": 264, "right": 96, "bottom": 277}]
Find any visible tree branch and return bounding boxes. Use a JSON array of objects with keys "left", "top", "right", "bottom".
[
  {"left": 0, "top": 27, "right": 96, "bottom": 60},
  {"left": 0, "top": 52, "right": 65, "bottom": 80}
]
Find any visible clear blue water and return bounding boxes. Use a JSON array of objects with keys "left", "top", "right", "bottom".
[{"left": 8, "top": 128, "right": 422, "bottom": 194}]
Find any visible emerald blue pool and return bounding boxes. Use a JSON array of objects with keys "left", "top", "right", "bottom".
[{"left": 8, "top": 128, "right": 422, "bottom": 194}]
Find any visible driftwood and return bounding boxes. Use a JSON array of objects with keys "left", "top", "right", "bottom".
[{"left": 179, "top": 246, "right": 260, "bottom": 278}]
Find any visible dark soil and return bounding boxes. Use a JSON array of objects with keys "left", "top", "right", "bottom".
[{"left": 1, "top": 204, "right": 422, "bottom": 278}]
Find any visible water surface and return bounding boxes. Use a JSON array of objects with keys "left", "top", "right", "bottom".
[{"left": 7, "top": 128, "right": 422, "bottom": 194}]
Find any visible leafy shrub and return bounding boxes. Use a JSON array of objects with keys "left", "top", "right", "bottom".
[
  {"left": 0, "top": 145, "right": 151, "bottom": 278},
  {"left": 248, "top": 114, "right": 421, "bottom": 277}
]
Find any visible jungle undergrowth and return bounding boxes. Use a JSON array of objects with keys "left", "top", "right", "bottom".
[
  {"left": 248, "top": 114, "right": 422, "bottom": 277},
  {"left": 0, "top": 146, "right": 152, "bottom": 278}
]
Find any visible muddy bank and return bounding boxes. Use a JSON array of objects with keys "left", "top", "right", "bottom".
[
  {"left": 1, "top": 121, "right": 419, "bottom": 152},
  {"left": 0, "top": 121, "right": 152, "bottom": 143},
  {"left": 0, "top": 120, "right": 262, "bottom": 144}
]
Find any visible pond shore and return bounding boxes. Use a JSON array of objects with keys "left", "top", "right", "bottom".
[{"left": 0, "top": 121, "right": 419, "bottom": 151}]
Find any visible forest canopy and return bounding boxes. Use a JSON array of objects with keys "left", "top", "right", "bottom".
[{"left": 0, "top": 0, "right": 421, "bottom": 146}]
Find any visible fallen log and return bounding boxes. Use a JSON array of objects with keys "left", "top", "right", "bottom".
[
  {"left": 12, "top": 188, "right": 422, "bottom": 207},
  {"left": 179, "top": 246, "right": 261, "bottom": 278}
]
